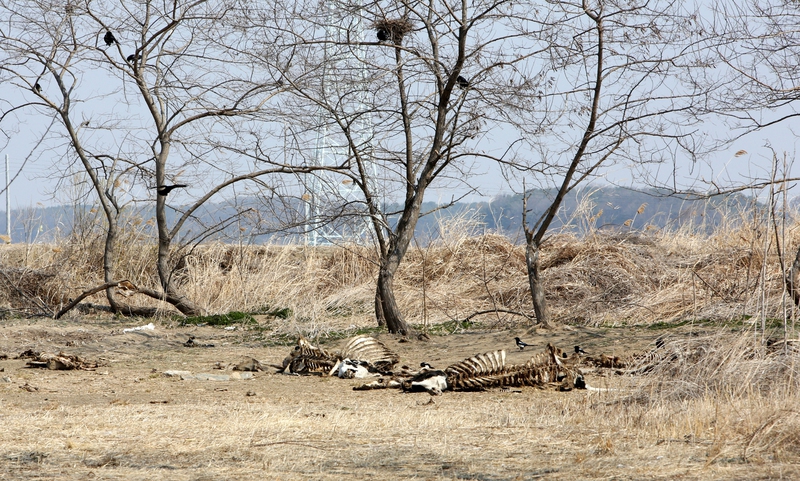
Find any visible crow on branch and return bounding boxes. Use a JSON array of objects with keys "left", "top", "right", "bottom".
[{"left": 104, "top": 31, "right": 117, "bottom": 46}]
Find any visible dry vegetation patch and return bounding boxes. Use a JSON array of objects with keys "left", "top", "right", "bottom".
[
  {"left": 2, "top": 215, "right": 798, "bottom": 331},
  {"left": 1, "top": 216, "right": 800, "bottom": 477},
  {"left": 1, "top": 321, "right": 799, "bottom": 479}
]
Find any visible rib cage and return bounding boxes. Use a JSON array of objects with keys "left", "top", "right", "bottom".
[
  {"left": 444, "top": 344, "right": 580, "bottom": 391},
  {"left": 285, "top": 356, "right": 337, "bottom": 375},
  {"left": 281, "top": 335, "right": 398, "bottom": 375},
  {"left": 445, "top": 350, "right": 507, "bottom": 391},
  {"left": 287, "top": 337, "right": 332, "bottom": 361},
  {"left": 281, "top": 337, "right": 337, "bottom": 374},
  {"left": 339, "top": 335, "right": 399, "bottom": 372}
]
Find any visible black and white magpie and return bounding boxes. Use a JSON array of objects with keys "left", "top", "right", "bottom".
[
  {"left": 514, "top": 337, "right": 529, "bottom": 351},
  {"left": 574, "top": 346, "right": 587, "bottom": 355},
  {"left": 155, "top": 184, "right": 188, "bottom": 196}
]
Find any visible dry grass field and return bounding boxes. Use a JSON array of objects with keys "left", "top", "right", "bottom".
[
  {"left": 1, "top": 214, "right": 800, "bottom": 479},
  {"left": 0, "top": 320, "right": 798, "bottom": 480}
]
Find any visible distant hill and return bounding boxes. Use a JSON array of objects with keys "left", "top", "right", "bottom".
[
  {"left": 409, "top": 187, "right": 751, "bottom": 241},
  {"left": 0, "top": 187, "right": 754, "bottom": 244}
]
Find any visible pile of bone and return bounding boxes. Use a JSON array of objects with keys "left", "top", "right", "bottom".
[{"left": 277, "top": 335, "right": 585, "bottom": 395}]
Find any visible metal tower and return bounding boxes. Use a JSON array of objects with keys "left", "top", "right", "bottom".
[{"left": 305, "top": 0, "right": 377, "bottom": 246}]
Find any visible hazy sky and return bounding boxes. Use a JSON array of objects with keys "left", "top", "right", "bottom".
[
  {"left": 3, "top": 105, "right": 795, "bottom": 211},
  {"left": 3, "top": 0, "right": 800, "bottom": 215}
]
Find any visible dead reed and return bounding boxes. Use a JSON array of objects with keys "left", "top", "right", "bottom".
[{"left": 0, "top": 206, "right": 798, "bottom": 334}]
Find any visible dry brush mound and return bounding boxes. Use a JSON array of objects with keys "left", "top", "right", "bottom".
[{"left": 0, "top": 217, "right": 797, "bottom": 329}]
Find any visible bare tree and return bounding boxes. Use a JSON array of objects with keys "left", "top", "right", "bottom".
[
  {"left": 670, "top": 2, "right": 800, "bottom": 307},
  {"left": 0, "top": 0, "right": 330, "bottom": 315},
  {"left": 0, "top": 0, "right": 143, "bottom": 313},
  {"left": 506, "top": 0, "right": 711, "bottom": 327},
  {"left": 277, "top": 0, "right": 543, "bottom": 335}
]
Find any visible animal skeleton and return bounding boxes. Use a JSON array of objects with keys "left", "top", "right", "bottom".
[
  {"left": 279, "top": 335, "right": 398, "bottom": 376},
  {"left": 356, "top": 344, "right": 585, "bottom": 394}
]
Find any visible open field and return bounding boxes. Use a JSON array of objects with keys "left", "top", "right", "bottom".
[
  {"left": 2, "top": 215, "right": 800, "bottom": 479},
  {"left": 1, "top": 318, "right": 799, "bottom": 480}
]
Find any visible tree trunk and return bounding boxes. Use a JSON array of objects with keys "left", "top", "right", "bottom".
[
  {"left": 377, "top": 265, "right": 411, "bottom": 335},
  {"left": 153, "top": 151, "right": 204, "bottom": 316},
  {"left": 788, "top": 243, "right": 800, "bottom": 306},
  {"left": 525, "top": 240, "right": 555, "bottom": 329},
  {"left": 374, "top": 285, "right": 386, "bottom": 327},
  {"left": 103, "top": 218, "right": 122, "bottom": 313},
  {"left": 153, "top": 238, "right": 203, "bottom": 315}
]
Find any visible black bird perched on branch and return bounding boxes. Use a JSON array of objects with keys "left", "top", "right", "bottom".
[
  {"left": 126, "top": 53, "right": 141, "bottom": 62},
  {"left": 33, "top": 82, "right": 41, "bottom": 93},
  {"left": 456, "top": 75, "right": 470, "bottom": 89},
  {"left": 104, "top": 30, "right": 117, "bottom": 46},
  {"left": 155, "top": 184, "right": 188, "bottom": 196},
  {"left": 514, "top": 337, "right": 529, "bottom": 351},
  {"left": 377, "top": 28, "right": 389, "bottom": 42}
]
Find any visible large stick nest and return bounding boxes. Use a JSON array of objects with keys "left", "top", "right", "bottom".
[{"left": 374, "top": 17, "right": 413, "bottom": 45}]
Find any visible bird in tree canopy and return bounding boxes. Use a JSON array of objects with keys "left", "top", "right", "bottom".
[
  {"left": 456, "top": 75, "right": 470, "bottom": 89},
  {"left": 104, "top": 31, "right": 117, "bottom": 46},
  {"left": 155, "top": 184, "right": 188, "bottom": 196}
]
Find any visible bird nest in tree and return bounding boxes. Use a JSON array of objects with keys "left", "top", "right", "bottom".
[{"left": 374, "top": 17, "right": 413, "bottom": 45}]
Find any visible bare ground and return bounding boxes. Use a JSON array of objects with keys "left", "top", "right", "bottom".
[{"left": 0, "top": 318, "right": 797, "bottom": 480}]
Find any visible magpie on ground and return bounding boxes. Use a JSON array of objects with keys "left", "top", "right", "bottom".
[{"left": 514, "top": 337, "right": 529, "bottom": 351}]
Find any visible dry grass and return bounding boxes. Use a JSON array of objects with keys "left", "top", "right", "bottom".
[
  {"left": 2, "top": 207, "right": 798, "bottom": 335},
  {"left": 2, "top": 205, "right": 800, "bottom": 478},
  {"left": 7, "top": 386, "right": 796, "bottom": 480},
  {"left": 1, "top": 322, "right": 799, "bottom": 480}
]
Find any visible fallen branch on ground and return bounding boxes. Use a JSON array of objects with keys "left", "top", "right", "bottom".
[{"left": 55, "top": 280, "right": 157, "bottom": 319}]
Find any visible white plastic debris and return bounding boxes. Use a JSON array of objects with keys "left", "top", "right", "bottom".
[
  {"left": 123, "top": 322, "right": 155, "bottom": 333},
  {"left": 224, "top": 326, "right": 237, "bottom": 331}
]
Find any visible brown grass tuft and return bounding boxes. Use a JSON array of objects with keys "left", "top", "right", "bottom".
[
  {"left": 633, "top": 333, "right": 800, "bottom": 401},
  {"left": 0, "top": 206, "right": 798, "bottom": 334}
]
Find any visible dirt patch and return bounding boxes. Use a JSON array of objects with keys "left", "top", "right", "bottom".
[{"left": 0, "top": 318, "right": 797, "bottom": 480}]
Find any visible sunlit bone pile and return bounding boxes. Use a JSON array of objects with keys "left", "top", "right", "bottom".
[
  {"left": 278, "top": 335, "right": 399, "bottom": 378},
  {"left": 277, "top": 335, "right": 591, "bottom": 395}
]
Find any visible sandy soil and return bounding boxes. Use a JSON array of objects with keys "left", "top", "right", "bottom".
[{"left": 0, "top": 318, "right": 793, "bottom": 480}]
